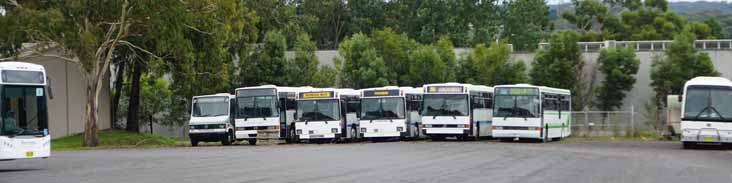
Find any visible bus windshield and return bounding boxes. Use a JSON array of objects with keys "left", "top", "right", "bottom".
[
  {"left": 361, "top": 97, "right": 405, "bottom": 120},
  {"left": 494, "top": 95, "right": 540, "bottom": 118},
  {"left": 237, "top": 95, "right": 278, "bottom": 119},
  {"left": 421, "top": 94, "right": 469, "bottom": 116},
  {"left": 192, "top": 97, "right": 229, "bottom": 117},
  {"left": 297, "top": 99, "right": 340, "bottom": 121},
  {"left": 683, "top": 86, "right": 732, "bottom": 122},
  {"left": 0, "top": 86, "right": 48, "bottom": 137}
]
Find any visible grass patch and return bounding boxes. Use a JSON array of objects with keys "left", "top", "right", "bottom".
[
  {"left": 564, "top": 130, "right": 665, "bottom": 142},
  {"left": 52, "top": 129, "right": 177, "bottom": 151}
]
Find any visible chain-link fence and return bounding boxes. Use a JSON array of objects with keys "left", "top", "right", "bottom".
[{"left": 570, "top": 106, "right": 656, "bottom": 137}]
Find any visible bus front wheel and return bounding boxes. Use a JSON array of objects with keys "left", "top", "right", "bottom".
[
  {"left": 682, "top": 142, "right": 696, "bottom": 149},
  {"left": 248, "top": 139, "right": 257, "bottom": 145},
  {"left": 191, "top": 139, "right": 199, "bottom": 147}
]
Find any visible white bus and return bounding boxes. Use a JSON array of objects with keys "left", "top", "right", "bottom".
[
  {"left": 420, "top": 83, "right": 493, "bottom": 140},
  {"left": 234, "top": 85, "right": 308, "bottom": 145},
  {"left": 680, "top": 77, "right": 732, "bottom": 148},
  {"left": 294, "top": 88, "right": 360, "bottom": 142},
  {"left": 359, "top": 87, "right": 422, "bottom": 140},
  {"left": 492, "top": 84, "right": 571, "bottom": 142},
  {"left": 0, "top": 62, "right": 51, "bottom": 161},
  {"left": 188, "top": 93, "right": 235, "bottom": 146}
]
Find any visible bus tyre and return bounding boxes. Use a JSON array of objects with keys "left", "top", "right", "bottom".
[
  {"left": 222, "top": 132, "right": 233, "bottom": 146},
  {"left": 351, "top": 128, "right": 357, "bottom": 142},
  {"left": 682, "top": 142, "right": 696, "bottom": 149},
  {"left": 248, "top": 139, "right": 257, "bottom": 145},
  {"left": 542, "top": 125, "right": 550, "bottom": 143},
  {"left": 191, "top": 139, "right": 199, "bottom": 147}
]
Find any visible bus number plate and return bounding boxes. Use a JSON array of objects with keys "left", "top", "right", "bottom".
[
  {"left": 703, "top": 137, "right": 714, "bottom": 141},
  {"left": 26, "top": 151, "right": 34, "bottom": 157}
]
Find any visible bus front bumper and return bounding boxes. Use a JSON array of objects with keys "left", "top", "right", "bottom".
[
  {"left": 360, "top": 123, "right": 406, "bottom": 138},
  {"left": 422, "top": 128, "right": 469, "bottom": 136},
  {"left": 492, "top": 129, "right": 542, "bottom": 139},
  {"left": 681, "top": 129, "right": 732, "bottom": 143},
  {"left": 189, "top": 129, "right": 227, "bottom": 142}
]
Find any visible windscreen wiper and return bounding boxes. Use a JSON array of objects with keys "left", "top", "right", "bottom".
[
  {"left": 708, "top": 106, "right": 726, "bottom": 121},
  {"left": 694, "top": 106, "right": 713, "bottom": 120}
]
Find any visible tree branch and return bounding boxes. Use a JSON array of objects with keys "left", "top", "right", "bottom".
[
  {"left": 185, "top": 24, "right": 213, "bottom": 35},
  {"left": 7, "top": 0, "right": 21, "bottom": 8}
]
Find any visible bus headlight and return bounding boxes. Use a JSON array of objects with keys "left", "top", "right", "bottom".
[
  {"left": 218, "top": 124, "right": 226, "bottom": 129},
  {"left": 493, "top": 126, "right": 502, "bottom": 130},
  {"left": 296, "top": 129, "right": 302, "bottom": 135},
  {"left": 361, "top": 128, "right": 367, "bottom": 133},
  {"left": 331, "top": 128, "right": 339, "bottom": 133},
  {"left": 397, "top": 127, "right": 404, "bottom": 132}
]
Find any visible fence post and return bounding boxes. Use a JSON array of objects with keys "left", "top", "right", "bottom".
[
  {"left": 631, "top": 105, "right": 635, "bottom": 136},
  {"left": 585, "top": 108, "right": 590, "bottom": 135}
]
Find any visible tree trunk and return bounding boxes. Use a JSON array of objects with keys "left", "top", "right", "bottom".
[
  {"left": 111, "top": 61, "right": 126, "bottom": 129},
  {"left": 83, "top": 81, "right": 99, "bottom": 147},
  {"left": 126, "top": 61, "right": 142, "bottom": 132}
]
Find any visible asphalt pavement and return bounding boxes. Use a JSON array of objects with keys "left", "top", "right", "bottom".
[{"left": 1, "top": 140, "right": 731, "bottom": 183}]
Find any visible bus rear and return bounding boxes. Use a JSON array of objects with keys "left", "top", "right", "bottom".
[
  {"left": 680, "top": 77, "right": 732, "bottom": 148},
  {"left": 0, "top": 62, "right": 51, "bottom": 161}
]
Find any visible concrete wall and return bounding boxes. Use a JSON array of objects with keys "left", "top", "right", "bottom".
[{"left": 14, "top": 56, "right": 112, "bottom": 139}]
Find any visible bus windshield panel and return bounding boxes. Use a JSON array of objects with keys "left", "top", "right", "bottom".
[
  {"left": 297, "top": 99, "right": 340, "bottom": 121},
  {"left": 684, "top": 86, "right": 732, "bottom": 122},
  {"left": 361, "top": 97, "right": 405, "bottom": 120},
  {"left": 494, "top": 88, "right": 540, "bottom": 118},
  {"left": 192, "top": 97, "right": 229, "bottom": 117},
  {"left": 421, "top": 94, "right": 468, "bottom": 116},
  {"left": 0, "top": 86, "right": 48, "bottom": 136}
]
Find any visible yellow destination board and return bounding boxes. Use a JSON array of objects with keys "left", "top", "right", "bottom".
[{"left": 303, "top": 92, "right": 332, "bottom": 98}]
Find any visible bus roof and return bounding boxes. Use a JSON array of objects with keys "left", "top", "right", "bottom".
[
  {"left": 0, "top": 61, "right": 47, "bottom": 85},
  {"left": 494, "top": 84, "right": 571, "bottom": 95},
  {"left": 359, "top": 86, "right": 422, "bottom": 97},
  {"left": 297, "top": 88, "right": 358, "bottom": 100},
  {"left": 193, "top": 93, "right": 234, "bottom": 99},
  {"left": 684, "top": 77, "right": 732, "bottom": 88},
  {"left": 0, "top": 62, "right": 46, "bottom": 72},
  {"left": 422, "top": 82, "right": 492, "bottom": 93},
  {"left": 235, "top": 85, "right": 314, "bottom": 93}
]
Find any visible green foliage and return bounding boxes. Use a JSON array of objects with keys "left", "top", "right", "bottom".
[
  {"left": 460, "top": 41, "right": 527, "bottom": 86},
  {"left": 404, "top": 44, "right": 448, "bottom": 86},
  {"left": 337, "top": 33, "right": 391, "bottom": 88},
  {"left": 595, "top": 47, "right": 640, "bottom": 111},
  {"left": 704, "top": 18, "right": 724, "bottom": 39},
  {"left": 504, "top": 0, "right": 551, "bottom": 51},
  {"left": 287, "top": 33, "right": 320, "bottom": 86},
  {"left": 562, "top": 0, "right": 610, "bottom": 41},
  {"left": 530, "top": 31, "right": 585, "bottom": 110},
  {"left": 371, "top": 28, "right": 417, "bottom": 85},
  {"left": 650, "top": 30, "right": 719, "bottom": 105},
  {"left": 435, "top": 36, "right": 458, "bottom": 82},
  {"left": 685, "top": 21, "right": 713, "bottom": 39},
  {"left": 139, "top": 74, "right": 174, "bottom": 126}
]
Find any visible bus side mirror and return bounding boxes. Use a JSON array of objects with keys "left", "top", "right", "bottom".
[
  {"left": 46, "top": 76, "right": 54, "bottom": 100},
  {"left": 678, "top": 95, "right": 682, "bottom": 102}
]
